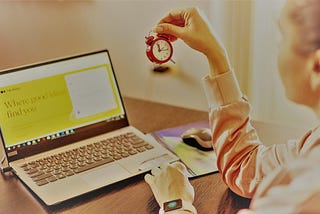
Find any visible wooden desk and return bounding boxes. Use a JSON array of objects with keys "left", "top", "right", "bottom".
[{"left": 0, "top": 97, "right": 250, "bottom": 214}]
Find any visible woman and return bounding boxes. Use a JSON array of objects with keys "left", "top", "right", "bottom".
[{"left": 145, "top": 0, "right": 320, "bottom": 213}]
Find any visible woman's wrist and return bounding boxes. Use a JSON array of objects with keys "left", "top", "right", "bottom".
[
  {"left": 207, "top": 53, "right": 232, "bottom": 77},
  {"left": 204, "top": 40, "right": 232, "bottom": 76}
]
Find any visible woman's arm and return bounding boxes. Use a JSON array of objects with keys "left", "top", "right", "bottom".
[{"left": 203, "top": 71, "right": 309, "bottom": 197}]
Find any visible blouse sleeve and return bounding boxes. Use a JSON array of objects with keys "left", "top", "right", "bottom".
[{"left": 202, "top": 70, "right": 308, "bottom": 198}]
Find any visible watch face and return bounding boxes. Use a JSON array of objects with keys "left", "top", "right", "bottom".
[
  {"left": 164, "top": 199, "right": 182, "bottom": 212},
  {"left": 151, "top": 38, "right": 172, "bottom": 63}
]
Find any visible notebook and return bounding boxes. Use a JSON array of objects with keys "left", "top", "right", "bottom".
[{"left": 0, "top": 50, "right": 178, "bottom": 206}]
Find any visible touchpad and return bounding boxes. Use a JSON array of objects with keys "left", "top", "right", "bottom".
[{"left": 80, "top": 164, "right": 131, "bottom": 188}]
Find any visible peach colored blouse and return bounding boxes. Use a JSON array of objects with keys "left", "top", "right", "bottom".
[{"left": 202, "top": 71, "right": 320, "bottom": 213}]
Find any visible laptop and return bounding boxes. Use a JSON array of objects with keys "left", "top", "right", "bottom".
[{"left": 0, "top": 50, "right": 178, "bottom": 206}]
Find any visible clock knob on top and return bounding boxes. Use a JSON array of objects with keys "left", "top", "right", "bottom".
[{"left": 145, "top": 36, "right": 154, "bottom": 46}]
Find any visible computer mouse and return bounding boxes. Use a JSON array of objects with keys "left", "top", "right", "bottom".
[{"left": 181, "top": 128, "right": 213, "bottom": 151}]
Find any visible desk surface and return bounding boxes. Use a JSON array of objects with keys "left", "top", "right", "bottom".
[{"left": 0, "top": 97, "right": 250, "bottom": 214}]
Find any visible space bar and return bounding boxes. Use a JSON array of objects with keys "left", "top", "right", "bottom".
[{"left": 74, "top": 158, "right": 114, "bottom": 173}]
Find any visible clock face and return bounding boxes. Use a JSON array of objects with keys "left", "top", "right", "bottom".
[{"left": 151, "top": 39, "right": 172, "bottom": 62}]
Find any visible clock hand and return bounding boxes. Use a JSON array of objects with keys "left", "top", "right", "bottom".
[{"left": 156, "top": 43, "right": 161, "bottom": 52}]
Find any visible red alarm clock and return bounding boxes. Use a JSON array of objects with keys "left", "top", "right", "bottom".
[{"left": 145, "top": 34, "right": 174, "bottom": 64}]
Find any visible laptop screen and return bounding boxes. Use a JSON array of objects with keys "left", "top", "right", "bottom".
[{"left": 0, "top": 50, "right": 128, "bottom": 161}]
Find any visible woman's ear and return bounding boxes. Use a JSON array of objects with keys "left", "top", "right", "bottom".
[{"left": 310, "top": 49, "right": 320, "bottom": 91}]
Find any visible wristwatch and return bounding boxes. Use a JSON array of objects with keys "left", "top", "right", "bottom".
[{"left": 159, "top": 199, "right": 197, "bottom": 214}]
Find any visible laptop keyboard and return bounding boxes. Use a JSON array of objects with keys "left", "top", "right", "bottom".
[{"left": 20, "top": 132, "right": 154, "bottom": 186}]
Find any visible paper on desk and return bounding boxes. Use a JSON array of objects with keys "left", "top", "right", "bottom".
[{"left": 148, "top": 120, "right": 218, "bottom": 177}]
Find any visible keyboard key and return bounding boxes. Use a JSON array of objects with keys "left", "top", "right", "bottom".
[
  {"left": 47, "top": 176, "right": 57, "bottom": 182},
  {"left": 36, "top": 179, "right": 49, "bottom": 186}
]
